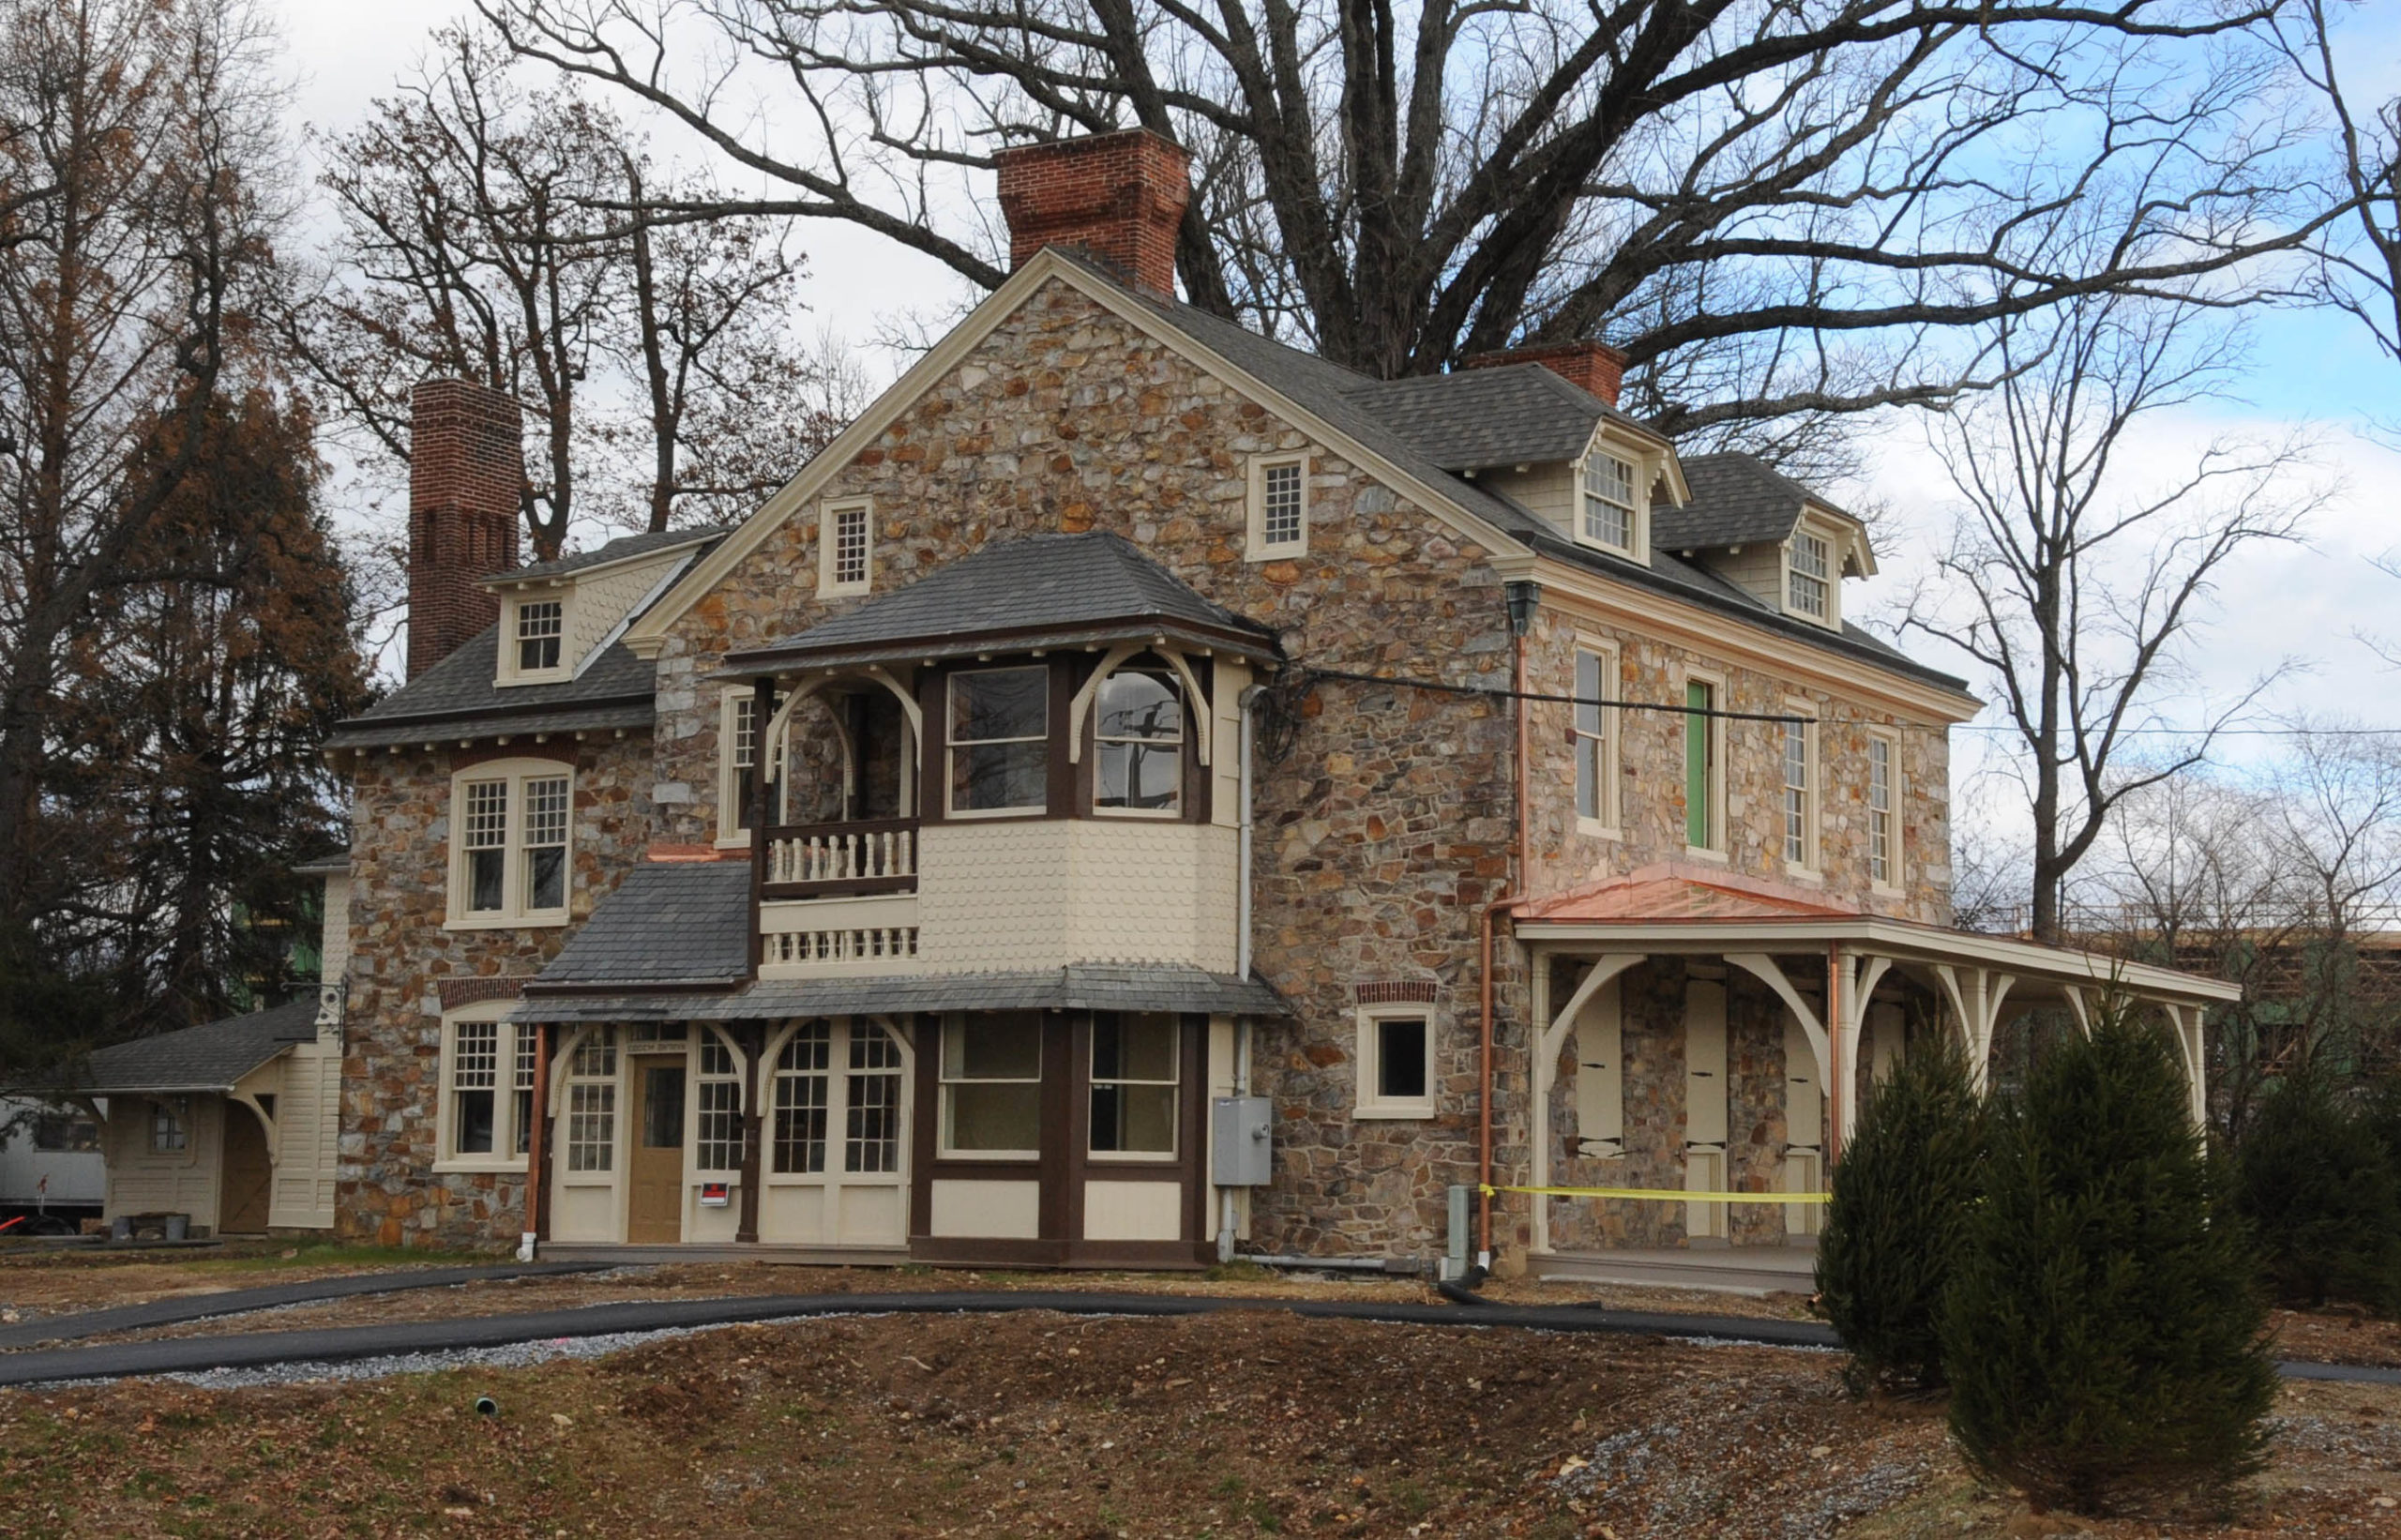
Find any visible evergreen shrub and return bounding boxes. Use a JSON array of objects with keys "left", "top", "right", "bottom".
[
  {"left": 1815, "top": 1032, "right": 1983, "bottom": 1395},
  {"left": 2235, "top": 1064, "right": 2401, "bottom": 1316},
  {"left": 1942, "top": 1007, "right": 2274, "bottom": 1517}
]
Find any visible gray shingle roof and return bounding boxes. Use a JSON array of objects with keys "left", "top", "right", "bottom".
[
  {"left": 325, "top": 627, "right": 656, "bottom": 751},
  {"left": 483, "top": 525, "right": 728, "bottom": 585},
  {"left": 56, "top": 999, "right": 319, "bottom": 1094},
  {"left": 514, "top": 964, "right": 1291, "bottom": 1023},
  {"left": 527, "top": 861, "right": 754, "bottom": 989},
  {"left": 724, "top": 531, "right": 1279, "bottom": 672},
  {"left": 1337, "top": 366, "right": 1615, "bottom": 471},
  {"left": 1660, "top": 453, "right": 1847, "bottom": 551}
]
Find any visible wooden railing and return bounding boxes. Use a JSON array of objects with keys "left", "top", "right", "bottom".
[{"left": 761, "top": 818, "right": 918, "bottom": 899}]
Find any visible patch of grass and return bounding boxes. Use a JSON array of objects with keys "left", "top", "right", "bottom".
[{"left": 1205, "top": 1261, "right": 1274, "bottom": 1284}]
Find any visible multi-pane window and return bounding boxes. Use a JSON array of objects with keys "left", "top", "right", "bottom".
[
  {"left": 566, "top": 1033, "right": 616, "bottom": 1172},
  {"left": 827, "top": 504, "right": 870, "bottom": 591},
  {"left": 1095, "top": 669, "right": 1183, "bottom": 813},
  {"left": 1258, "top": 460, "right": 1306, "bottom": 551},
  {"left": 32, "top": 1112, "right": 99, "bottom": 1152},
  {"left": 1573, "top": 648, "right": 1610, "bottom": 825},
  {"left": 1789, "top": 530, "right": 1832, "bottom": 620},
  {"left": 1783, "top": 718, "right": 1812, "bottom": 868},
  {"left": 695, "top": 1034, "right": 743, "bottom": 1172},
  {"left": 516, "top": 599, "right": 564, "bottom": 672},
  {"left": 1869, "top": 734, "right": 1897, "bottom": 886},
  {"left": 772, "top": 1022, "right": 832, "bottom": 1174},
  {"left": 452, "top": 1019, "right": 501, "bottom": 1155},
  {"left": 513, "top": 1030, "right": 537, "bottom": 1155},
  {"left": 846, "top": 1026, "right": 903, "bottom": 1172},
  {"left": 1090, "top": 1013, "right": 1179, "bottom": 1156},
  {"left": 452, "top": 764, "right": 574, "bottom": 923},
  {"left": 949, "top": 666, "right": 1049, "bottom": 814},
  {"left": 149, "top": 1098, "right": 188, "bottom": 1155},
  {"left": 723, "top": 693, "right": 789, "bottom": 836},
  {"left": 940, "top": 1012, "right": 1042, "bottom": 1156},
  {"left": 1684, "top": 682, "right": 1718, "bottom": 850},
  {"left": 1582, "top": 453, "right": 1638, "bottom": 551}
]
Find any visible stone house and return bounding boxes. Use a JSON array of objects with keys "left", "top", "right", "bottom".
[{"left": 103, "top": 128, "right": 2231, "bottom": 1271}]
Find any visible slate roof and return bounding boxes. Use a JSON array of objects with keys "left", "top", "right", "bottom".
[
  {"left": 325, "top": 627, "right": 657, "bottom": 750},
  {"left": 527, "top": 861, "right": 754, "bottom": 990},
  {"left": 514, "top": 964, "right": 1291, "bottom": 1023},
  {"left": 52, "top": 999, "right": 320, "bottom": 1095},
  {"left": 724, "top": 531, "right": 1280, "bottom": 672},
  {"left": 484, "top": 525, "right": 726, "bottom": 585},
  {"left": 1338, "top": 366, "right": 1621, "bottom": 471},
  {"left": 1661, "top": 454, "right": 1847, "bottom": 551}
]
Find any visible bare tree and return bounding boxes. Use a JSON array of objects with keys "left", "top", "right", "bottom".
[
  {"left": 0, "top": 0, "right": 291, "bottom": 953},
  {"left": 1901, "top": 291, "right": 2323, "bottom": 944},
  {"left": 475, "top": 0, "right": 2329, "bottom": 465},
  {"left": 297, "top": 28, "right": 857, "bottom": 559},
  {"left": 2276, "top": 0, "right": 2401, "bottom": 369}
]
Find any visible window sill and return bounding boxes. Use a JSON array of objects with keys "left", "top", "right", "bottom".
[
  {"left": 818, "top": 581, "right": 870, "bottom": 599},
  {"left": 1245, "top": 542, "right": 1306, "bottom": 563},
  {"left": 1353, "top": 1103, "right": 1437, "bottom": 1121},
  {"left": 1682, "top": 845, "right": 1729, "bottom": 864},
  {"left": 934, "top": 1148, "right": 1041, "bottom": 1163},
  {"left": 1572, "top": 536, "right": 1640, "bottom": 562},
  {"left": 1094, "top": 806, "right": 1184, "bottom": 821},
  {"left": 943, "top": 806, "right": 1048, "bottom": 821},
  {"left": 1783, "top": 862, "right": 1822, "bottom": 883},
  {"left": 1086, "top": 1151, "right": 1179, "bottom": 1166},
  {"left": 444, "top": 913, "right": 570, "bottom": 932},
  {"left": 433, "top": 1157, "right": 530, "bottom": 1175},
  {"left": 1575, "top": 817, "right": 1622, "bottom": 841},
  {"left": 1871, "top": 882, "right": 1905, "bottom": 899}
]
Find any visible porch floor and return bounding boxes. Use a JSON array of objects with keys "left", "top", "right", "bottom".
[
  {"left": 1530, "top": 1242, "right": 1818, "bottom": 1297},
  {"left": 539, "top": 1244, "right": 913, "bottom": 1267}
]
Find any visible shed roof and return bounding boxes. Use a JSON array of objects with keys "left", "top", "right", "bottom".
[
  {"left": 527, "top": 861, "right": 754, "bottom": 990},
  {"left": 53, "top": 999, "right": 321, "bottom": 1095}
]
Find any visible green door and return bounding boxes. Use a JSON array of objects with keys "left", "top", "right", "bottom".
[{"left": 1685, "top": 682, "right": 1713, "bottom": 848}]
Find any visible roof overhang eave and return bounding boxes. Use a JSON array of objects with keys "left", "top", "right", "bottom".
[
  {"left": 716, "top": 617, "right": 1282, "bottom": 682},
  {"left": 1514, "top": 914, "right": 2244, "bottom": 1004}
]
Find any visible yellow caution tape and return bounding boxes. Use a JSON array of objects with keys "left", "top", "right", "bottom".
[{"left": 1481, "top": 1183, "right": 1830, "bottom": 1205}]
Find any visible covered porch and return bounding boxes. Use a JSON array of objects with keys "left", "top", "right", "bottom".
[{"left": 1511, "top": 866, "right": 2241, "bottom": 1286}]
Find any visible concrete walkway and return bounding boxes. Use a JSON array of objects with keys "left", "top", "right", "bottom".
[
  {"left": 0, "top": 1282, "right": 2392, "bottom": 1389},
  {"left": 0, "top": 1261, "right": 610, "bottom": 1351}
]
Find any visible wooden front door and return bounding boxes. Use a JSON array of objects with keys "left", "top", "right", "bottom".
[
  {"left": 219, "top": 1105, "right": 272, "bottom": 1233},
  {"left": 627, "top": 1055, "right": 687, "bottom": 1244}
]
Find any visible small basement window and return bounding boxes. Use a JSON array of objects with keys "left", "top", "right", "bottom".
[{"left": 1355, "top": 1006, "right": 1435, "bottom": 1119}]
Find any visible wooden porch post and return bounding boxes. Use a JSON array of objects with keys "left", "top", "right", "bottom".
[
  {"left": 736, "top": 1020, "right": 766, "bottom": 1245},
  {"left": 524, "top": 1019, "right": 551, "bottom": 1246},
  {"left": 748, "top": 675, "right": 777, "bottom": 976},
  {"left": 1825, "top": 945, "right": 1843, "bottom": 1169}
]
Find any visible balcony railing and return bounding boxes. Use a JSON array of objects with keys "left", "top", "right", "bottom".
[{"left": 761, "top": 817, "right": 918, "bottom": 900}]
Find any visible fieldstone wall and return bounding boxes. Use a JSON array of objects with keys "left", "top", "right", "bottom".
[{"left": 336, "top": 736, "right": 656, "bottom": 1248}]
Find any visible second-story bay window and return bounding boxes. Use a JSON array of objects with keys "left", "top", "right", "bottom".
[
  {"left": 949, "top": 666, "right": 1049, "bottom": 815},
  {"left": 1095, "top": 668, "right": 1183, "bottom": 813}
]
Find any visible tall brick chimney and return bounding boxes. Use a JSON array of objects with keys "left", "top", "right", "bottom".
[
  {"left": 993, "top": 129, "right": 1191, "bottom": 297},
  {"left": 1465, "top": 340, "right": 1629, "bottom": 409},
  {"left": 407, "top": 378, "right": 523, "bottom": 679}
]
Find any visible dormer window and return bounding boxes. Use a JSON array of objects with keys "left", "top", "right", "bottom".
[
  {"left": 515, "top": 599, "right": 564, "bottom": 673},
  {"left": 1580, "top": 452, "right": 1638, "bottom": 554},
  {"left": 820, "top": 499, "right": 872, "bottom": 596},
  {"left": 1788, "top": 530, "right": 1832, "bottom": 623}
]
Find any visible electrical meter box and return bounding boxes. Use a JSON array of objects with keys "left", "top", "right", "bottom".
[{"left": 1211, "top": 1096, "right": 1274, "bottom": 1186}]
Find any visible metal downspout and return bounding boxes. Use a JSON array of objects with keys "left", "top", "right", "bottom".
[
  {"left": 1476, "top": 627, "right": 1533, "bottom": 1271},
  {"left": 1221, "top": 686, "right": 1264, "bottom": 1264}
]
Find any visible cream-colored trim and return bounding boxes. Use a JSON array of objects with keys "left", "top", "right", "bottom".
[
  {"left": 495, "top": 592, "right": 570, "bottom": 687},
  {"left": 1866, "top": 726, "right": 1903, "bottom": 897},
  {"left": 1781, "top": 521, "right": 1840, "bottom": 629},
  {"left": 1572, "top": 635, "right": 1622, "bottom": 837},
  {"left": 715, "top": 687, "right": 794, "bottom": 848},
  {"left": 432, "top": 999, "right": 533, "bottom": 1174},
  {"left": 818, "top": 496, "right": 874, "bottom": 597},
  {"left": 1681, "top": 665, "right": 1728, "bottom": 856},
  {"left": 1246, "top": 452, "right": 1310, "bottom": 560},
  {"left": 622, "top": 250, "right": 1533, "bottom": 656},
  {"left": 1781, "top": 695, "right": 1820, "bottom": 879},
  {"left": 444, "top": 757, "right": 575, "bottom": 929},
  {"left": 1067, "top": 642, "right": 1212, "bottom": 774},
  {"left": 1574, "top": 445, "right": 1647, "bottom": 563},
  {"left": 484, "top": 531, "right": 718, "bottom": 596},
  {"left": 1353, "top": 1003, "right": 1437, "bottom": 1120},
  {"left": 1503, "top": 551, "right": 1982, "bottom": 725}
]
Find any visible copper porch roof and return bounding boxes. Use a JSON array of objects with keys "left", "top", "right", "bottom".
[{"left": 1514, "top": 864, "right": 1867, "bottom": 925}]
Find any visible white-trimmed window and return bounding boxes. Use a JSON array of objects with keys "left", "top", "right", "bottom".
[
  {"left": 449, "top": 761, "right": 573, "bottom": 926},
  {"left": 1580, "top": 452, "right": 1639, "bottom": 554},
  {"left": 1090, "top": 1012, "right": 1179, "bottom": 1157},
  {"left": 773, "top": 1019, "right": 905, "bottom": 1174},
  {"left": 1683, "top": 674, "right": 1726, "bottom": 855},
  {"left": 772, "top": 1021, "right": 833, "bottom": 1174},
  {"left": 1247, "top": 456, "right": 1308, "bottom": 559},
  {"left": 1095, "top": 667, "right": 1183, "bottom": 815},
  {"left": 846, "top": 1023, "right": 904, "bottom": 1172},
  {"left": 1573, "top": 644, "right": 1617, "bottom": 831},
  {"left": 148, "top": 1097, "right": 189, "bottom": 1155},
  {"left": 1355, "top": 1005, "right": 1436, "bottom": 1119},
  {"left": 819, "top": 500, "right": 872, "bottom": 596},
  {"left": 1788, "top": 529, "right": 1833, "bottom": 623},
  {"left": 694, "top": 1033, "right": 744, "bottom": 1172},
  {"left": 939, "top": 1012, "right": 1042, "bottom": 1157},
  {"left": 515, "top": 598, "right": 565, "bottom": 673},
  {"left": 1782, "top": 708, "right": 1818, "bottom": 873},
  {"left": 948, "top": 666, "right": 1049, "bottom": 815},
  {"left": 565, "top": 1033, "right": 617, "bottom": 1173},
  {"left": 1868, "top": 731, "right": 1901, "bottom": 891},
  {"left": 438, "top": 1006, "right": 537, "bottom": 1168},
  {"left": 717, "top": 689, "right": 790, "bottom": 844}
]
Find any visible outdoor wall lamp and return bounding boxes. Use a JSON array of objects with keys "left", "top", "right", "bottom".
[{"left": 1503, "top": 580, "right": 1540, "bottom": 638}]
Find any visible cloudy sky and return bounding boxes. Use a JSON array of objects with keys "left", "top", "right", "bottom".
[{"left": 273, "top": 1, "right": 2401, "bottom": 763}]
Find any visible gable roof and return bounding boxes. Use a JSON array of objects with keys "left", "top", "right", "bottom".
[
  {"left": 48, "top": 999, "right": 320, "bottom": 1095},
  {"left": 484, "top": 525, "right": 727, "bottom": 586},
  {"left": 722, "top": 531, "right": 1279, "bottom": 673},
  {"left": 325, "top": 627, "right": 656, "bottom": 751},
  {"left": 1339, "top": 365, "right": 1628, "bottom": 471}
]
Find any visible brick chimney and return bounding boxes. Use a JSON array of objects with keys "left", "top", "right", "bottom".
[
  {"left": 1465, "top": 340, "right": 1629, "bottom": 409},
  {"left": 407, "top": 378, "right": 523, "bottom": 679},
  {"left": 993, "top": 129, "right": 1191, "bottom": 297}
]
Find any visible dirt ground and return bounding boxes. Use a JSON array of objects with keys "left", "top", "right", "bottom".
[{"left": 3, "top": 1308, "right": 2399, "bottom": 1540}]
